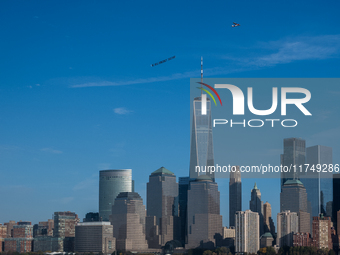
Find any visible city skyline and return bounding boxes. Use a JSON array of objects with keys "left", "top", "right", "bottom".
[{"left": 1, "top": 0, "right": 340, "bottom": 229}]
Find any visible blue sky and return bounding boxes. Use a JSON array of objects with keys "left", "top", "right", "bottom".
[{"left": 1, "top": 0, "right": 340, "bottom": 227}]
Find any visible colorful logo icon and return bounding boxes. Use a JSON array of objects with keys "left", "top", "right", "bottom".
[
  {"left": 197, "top": 82, "right": 222, "bottom": 115},
  {"left": 197, "top": 82, "right": 223, "bottom": 106}
]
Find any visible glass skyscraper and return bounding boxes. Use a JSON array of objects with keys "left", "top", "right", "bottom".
[
  {"left": 178, "top": 176, "right": 190, "bottom": 246},
  {"left": 99, "top": 169, "right": 132, "bottom": 221},
  {"left": 302, "top": 145, "right": 333, "bottom": 219},
  {"left": 280, "top": 138, "right": 306, "bottom": 191},
  {"left": 229, "top": 166, "right": 242, "bottom": 227},
  {"left": 189, "top": 97, "right": 214, "bottom": 180}
]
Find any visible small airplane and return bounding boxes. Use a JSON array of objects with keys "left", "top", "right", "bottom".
[{"left": 232, "top": 22, "right": 240, "bottom": 27}]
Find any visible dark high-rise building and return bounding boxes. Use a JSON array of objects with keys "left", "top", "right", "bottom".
[
  {"left": 178, "top": 176, "right": 190, "bottom": 246},
  {"left": 229, "top": 166, "right": 241, "bottom": 227},
  {"left": 75, "top": 222, "right": 115, "bottom": 255},
  {"left": 280, "top": 180, "right": 310, "bottom": 233},
  {"left": 303, "top": 146, "right": 333, "bottom": 224},
  {"left": 110, "top": 192, "right": 148, "bottom": 251},
  {"left": 250, "top": 183, "right": 264, "bottom": 236},
  {"left": 186, "top": 175, "right": 222, "bottom": 249},
  {"left": 333, "top": 174, "right": 340, "bottom": 231},
  {"left": 281, "top": 138, "right": 306, "bottom": 191},
  {"left": 83, "top": 212, "right": 100, "bottom": 222},
  {"left": 146, "top": 167, "right": 179, "bottom": 248},
  {"left": 99, "top": 169, "right": 133, "bottom": 221}
]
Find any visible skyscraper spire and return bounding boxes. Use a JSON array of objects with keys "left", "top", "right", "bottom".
[{"left": 201, "top": 56, "right": 203, "bottom": 96}]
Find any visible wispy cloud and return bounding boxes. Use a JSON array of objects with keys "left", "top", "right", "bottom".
[
  {"left": 97, "top": 163, "right": 112, "bottom": 170},
  {"left": 243, "top": 35, "right": 340, "bottom": 67},
  {"left": 60, "top": 197, "right": 74, "bottom": 204},
  {"left": 70, "top": 70, "right": 198, "bottom": 88},
  {"left": 110, "top": 142, "right": 127, "bottom": 158},
  {"left": 73, "top": 176, "right": 97, "bottom": 191},
  {"left": 113, "top": 107, "right": 133, "bottom": 115},
  {"left": 69, "top": 35, "right": 340, "bottom": 88},
  {"left": 41, "top": 148, "right": 63, "bottom": 154}
]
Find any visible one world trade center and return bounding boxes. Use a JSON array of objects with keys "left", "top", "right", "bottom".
[{"left": 189, "top": 57, "right": 215, "bottom": 181}]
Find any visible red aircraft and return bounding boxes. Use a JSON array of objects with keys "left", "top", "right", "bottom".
[{"left": 232, "top": 22, "right": 240, "bottom": 27}]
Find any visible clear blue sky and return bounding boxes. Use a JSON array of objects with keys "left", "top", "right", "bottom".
[{"left": 1, "top": 0, "right": 340, "bottom": 227}]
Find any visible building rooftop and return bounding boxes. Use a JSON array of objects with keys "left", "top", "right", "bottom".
[
  {"left": 284, "top": 179, "right": 304, "bottom": 186},
  {"left": 151, "top": 166, "right": 174, "bottom": 176},
  {"left": 196, "top": 175, "right": 212, "bottom": 181},
  {"left": 261, "top": 232, "right": 273, "bottom": 238},
  {"left": 116, "top": 192, "right": 142, "bottom": 200}
]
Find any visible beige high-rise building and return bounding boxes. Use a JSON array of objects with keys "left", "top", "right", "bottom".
[
  {"left": 263, "top": 202, "right": 275, "bottom": 238},
  {"left": 312, "top": 215, "right": 332, "bottom": 249},
  {"left": 111, "top": 192, "right": 148, "bottom": 251},
  {"left": 277, "top": 211, "right": 298, "bottom": 247},
  {"left": 250, "top": 183, "right": 264, "bottom": 236},
  {"left": 222, "top": 227, "right": 235, "bottom": 247},
  {"left": 186, "top": 175, "right": 222, "bottom": 249},
  {"left": 235, "top": 210, "right": 260, "bottom": 254},
  {"left": 298, "top": 210, "right": 310, "bottom": 234}
]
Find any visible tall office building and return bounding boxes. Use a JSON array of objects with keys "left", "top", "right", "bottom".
[
  {"left": 229, "top": 166, "right": 242, "bottom": 228},
  {"left": 263, "top": 202, "right": 276, "bottom": 238},
  {"left": 235, "top": 210, "right": 260, "bottom": 254},
  {"left": 281, "top": 138, "right": 306, "bottom": 191},
  {"left": 303, "top": 145, "right": 333, "bottom": 229},
  {"left": 99, "top": 169, "right": 133, "bottom": 221},
  {"left": 337, "top": 210, "right": 340, "bottom": 235},
  {"left": 250, "top": 183, "right": 264, "bottom": 236},
  {"left": 178, "top": 176, "right": 190, "bottom": 246},
  {"left": 186, "top": 175, "right": 222, "bottom": 249},
  {"left": 75, "top": 222, "right": 115, "bottom": 255},
  {"left": 280, "top": 180, "right": 310, "bottom": 233},
  {"left": 189, "top": 58, "right": 214, "bottom": 180},
  {"left": 110, "top": 192, "right": 148, "bottom": 251},
  {"left": 277, "top": 211, "right": 298, "bottom": 247},
  {"left": 333, "top": 174, "right": 340, "bottom": 231},
  {"left": 312, "top": 215, "right": 332, "bottom": 249},
  {"left": 146, "top": 167, "right": 179, "bottom": 248}
]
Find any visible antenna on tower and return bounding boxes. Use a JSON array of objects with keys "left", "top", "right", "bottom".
[{"left": 201, "top": 56, "right": 203, "bottom": 96}]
